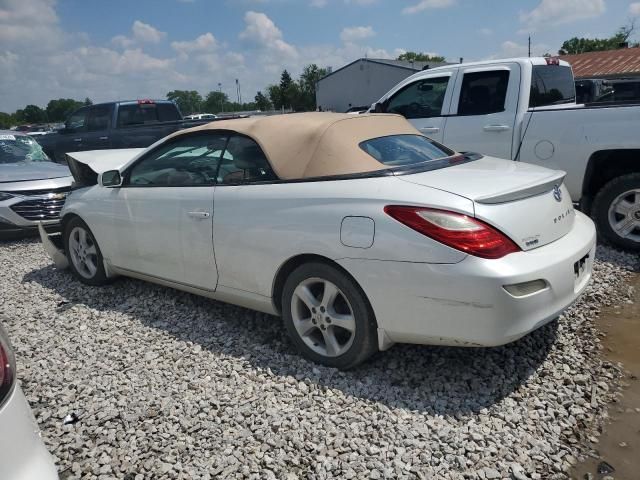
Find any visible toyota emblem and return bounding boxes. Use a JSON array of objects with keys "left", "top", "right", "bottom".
[{"left": 553, "top": 185, "right": 562, "bottom": 202}]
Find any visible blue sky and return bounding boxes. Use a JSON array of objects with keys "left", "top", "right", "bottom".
[{"left": 1, "top": 0, "right": 638, "bottom": 112}]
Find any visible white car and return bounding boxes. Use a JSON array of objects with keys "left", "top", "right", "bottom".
[
  {"left": 184, "top": 113, "right": 217, "bottom": 121},
  {"left": 0, "top": 325, "right": 58, "bottom": 478},
  {"left": 40, "top": 113, "right": 595, "bottom": 369}
]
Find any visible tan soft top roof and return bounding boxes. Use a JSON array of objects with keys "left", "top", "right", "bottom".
[{"left": 175, "top": 112, "right": 422, "bottom": 179}]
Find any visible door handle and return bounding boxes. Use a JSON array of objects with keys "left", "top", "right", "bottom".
[
  {"left": 483, "top": 125, "right": 511, "bottom": 132},
  {"left": 419, "top": 127, "right": 440, "bottom": 134},
  {"left": 187, "top": 211, "right": 210, "bottom": 219},
  {"left": 99, "top": 136, "right": 109, "bottom": 141},
  {"left": 73, "top": 138, "right": 82, "bottom": 142}
]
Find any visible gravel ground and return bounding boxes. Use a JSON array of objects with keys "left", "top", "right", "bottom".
[{"left": 0, "top": 238, "right": 638, "bottom": 480}]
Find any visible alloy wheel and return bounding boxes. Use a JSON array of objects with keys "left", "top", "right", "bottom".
[
  {"left": 607, "top": 188, "right": 640, "bottom": 243},
  {"left": 290, "top": 277, "right": 356, "bottom": 358},
  {"left": 68, "top": 226, "right": 98, "bottom": 279}
]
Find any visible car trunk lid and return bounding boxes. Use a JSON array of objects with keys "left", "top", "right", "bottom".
[{"left": 395, "top": 156, "right": 575, "bottom": 250}]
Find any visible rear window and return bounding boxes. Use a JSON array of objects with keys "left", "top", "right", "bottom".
[
  {"left": 0, "top": 134, "right": 49, "bottom": 164},
  {"left": 117, "top": 103, "right": 179, "bottom": 127},
  {"left": 359, "top": 134, "right": 456, "bottom": 168},
  {"left": 530, "top": 65, "right": 576, "bottom": 107}
]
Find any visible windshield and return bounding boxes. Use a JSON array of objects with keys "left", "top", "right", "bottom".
[
  {"left": 0, "top": 134, "right": 50, "bottom": 164},
  {"left": 529, "top": 65, "right": 576, "bottom": 107},
  {"left": 359, "top": 134, "right": 456, "bottom": 168}
]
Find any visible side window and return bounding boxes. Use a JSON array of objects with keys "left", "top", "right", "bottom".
[
  {"left": 87, "top": 105, "right": 112, "bottom": 132},
  {"left": 128, "top": 133, "right": 228, "bottom": 187},
  {"left": 458, "top": 70, "right": 510, "bottom": 115},
  {"left": 218, "top": 135, "right": 277, "bottom": 184},
  {"left": 66, "top": 108, "right": 89, "bottom": 131},
  {"left": 386, "top": 76, "right": 450, "bottom": 119}
]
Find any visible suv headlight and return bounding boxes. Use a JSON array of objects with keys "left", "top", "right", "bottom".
[{"left": 0, "top": 192, "right": 15, "bottom": 201}]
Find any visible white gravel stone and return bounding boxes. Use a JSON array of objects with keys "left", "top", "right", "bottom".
[{"left": 0, "top": 238, "right": 637, "bottom": 479}]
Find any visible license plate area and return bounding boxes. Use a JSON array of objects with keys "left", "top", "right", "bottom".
[{"left": 574, "top": 253, "right": 589, "bottom": 290}]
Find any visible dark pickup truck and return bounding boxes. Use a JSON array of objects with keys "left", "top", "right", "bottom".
[{"left": 36, "top": 100, "right": 211, "bottom": 162}]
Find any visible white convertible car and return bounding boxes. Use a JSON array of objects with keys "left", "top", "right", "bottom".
[{"left": 41, "top": 113, "right": 595, "bottom": 368}]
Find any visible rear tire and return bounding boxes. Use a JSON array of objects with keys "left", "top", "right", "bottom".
[
  {"left": 592, "top": 173, "right": 640, "bottom": 252},
  {"left": 63, "top": 217, "right": 110, "bottom": 286},
  {"left": 282, "top": 262, "right": 378, "bottom": 369}
]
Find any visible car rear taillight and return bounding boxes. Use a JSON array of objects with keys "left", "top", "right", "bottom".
[
  {"left": 384, "top": 206, "right": 521, "bottom": 259},
  {"left": 0, "top": 326, "right": 16, "bottom": 406}
]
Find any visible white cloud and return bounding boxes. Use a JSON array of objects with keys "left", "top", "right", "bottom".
[
  {"left": 630, "top": 2, "right": 640, "bottom": 15},
  {"left": 132, "top": 20, "right": 166, "bottom": 43},
  {"left": 239, "top": 11, "right": 298, "bottom": 63},
  {"left": 171, "top": 33, "right": 218, "bottom": 57},
  {"left": 340, "top": 26, "right": 375, "bottom": 43},
  {"left": 478, "top": 28, "right": 493, "bottom": 36},
  {"left": 520, "top": 0, "right": 605, "bottom": 31},
  {"left": 402, "top": 0, "right": 454, "bottom": 14}
]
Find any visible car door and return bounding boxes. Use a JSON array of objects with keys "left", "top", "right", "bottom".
[
  {"left": 383, "top": 72, "right": 456, "bottom": 143},
  {"left": 56, "top": 107, "right": 90, "bottom": 158},
  {"left": 108, "top": 132, "right": 227, "bottom": 290},
  {"left": 442, "top": 63, "right": 521, "bottom": 159},
  {"left": 82, "top": 104, "right": 113, "bottom": 151}
]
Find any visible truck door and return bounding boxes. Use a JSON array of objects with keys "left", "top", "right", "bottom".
[
  {"left": 384, "top": 72, "right": 456, "bottom": 143},
  {"left": 82, "top": 104, "right": 113, "bottom": 151},
  {"left": 443, "top": 63, "right": 520, "bottom": 159}
]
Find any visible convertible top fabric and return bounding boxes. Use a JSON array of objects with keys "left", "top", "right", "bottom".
[{"left": 173, "top": 113, "right": 421, "bottom": 180}]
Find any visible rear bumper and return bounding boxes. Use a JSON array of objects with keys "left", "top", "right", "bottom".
[
  {"left": 338, "top": 211, "right": 596, "bottom": 348},
  {"left": 0, "top": 386, "right": 58, "bottom": 479}
]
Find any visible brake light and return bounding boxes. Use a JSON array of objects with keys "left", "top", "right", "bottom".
[
  {"left": 0, "top": 326, "right": 15, "bottom": 406},
  {"left": 137, "top": 99, "right": 155, "bottom": 104},
  {"left": 384, "top": 206, "right": 520, "bottom": 259},
  {"left": 545, "top": 57, "right": 560, "bottom": 66}
]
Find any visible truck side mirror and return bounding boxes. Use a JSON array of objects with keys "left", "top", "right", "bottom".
[{"left": 99, "top": 170, "right": 122, "bottom": 187}]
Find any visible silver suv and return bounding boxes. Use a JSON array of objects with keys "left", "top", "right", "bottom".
[{"left": 0, "top": 131, "right": 73, "bottom": 236}]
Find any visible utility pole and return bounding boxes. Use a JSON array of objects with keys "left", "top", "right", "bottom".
[
  {"left": 528, "top": 36, "right": 531, "bottom": 57},
  {"left": 218, "top": 83, "right": 223, "bottom": 113}
]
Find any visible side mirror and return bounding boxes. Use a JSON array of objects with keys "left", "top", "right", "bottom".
[
  {"left": 99, "top": 170, "right": 122, "bottom": 187},
  {"left": 374, "top": 101, "right": 387, "bottom": 113}
]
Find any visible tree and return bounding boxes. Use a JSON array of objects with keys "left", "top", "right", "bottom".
[
  {"left": 21, "top": 105, "right": 47, "bottom": 124},
  {"left": 559, "top": 21, "right": 638, "bottom": 54},
  {"left": 397, "top": 51, "right": 446, "bottom": 63},
  {"left": 0, "top": 112, "right": 13, "bottom": 129},
  {"left": 298, "top": 64, "right": 328, "bottom": 111},
  {"left": 166, "top": 90, "right": 203, "bottom": 115},
  {"left": 267, "top": 84, "right": 282, "bottom": 110},
  {"left": 203, "top": 91, "right": 229, "bottom": 113},
  {"left": 84, "top": 97, "right": 93, "bottom": 106},
  {"left": 46, "top": 99, "right": 85, "bottom": 122},
  {"left": 254, "top": 91, "right": 272, "bottom": 111}
]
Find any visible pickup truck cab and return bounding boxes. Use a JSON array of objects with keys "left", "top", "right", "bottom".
[
  {"left": 373, "top": 57, "right": 640, "bottom": 251},
  {"left": 37, "top": 100, "right": 207, "bottom": 164}
]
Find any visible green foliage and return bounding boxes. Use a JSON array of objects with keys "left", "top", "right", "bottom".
[
  {"left": 166, "top": 90, "right": 203, "bottom": 115},
  {"left": 21, "top": 105, "right": 47, "bottom": 124},
  {"left": 254, "top": 91, "right": 272, "bottom": 111},
  {"left": 559, "top": 22, "right": 638, "bottom": 54},
  {"left": 397, "top": 51, "right": 446, "bottom": 63},
  {"left": 266, "top": 65, "right": 327, "bottom": 111},
  {"left": 0, "top": 112, "right": 13, "bottom": 129},
  {"left": 46, "top": 98, "right": 85, "bottom": 122}
]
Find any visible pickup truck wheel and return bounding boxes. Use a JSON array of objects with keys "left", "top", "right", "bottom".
[
  {"left": 64, "top": 217, "right": 111, "bottom": 286},
  {"left": 282, "top": 262, "right": 378, "bottom": 369},
  {"left": 592, "top": 173, "right": 640, "bottom": 251}
]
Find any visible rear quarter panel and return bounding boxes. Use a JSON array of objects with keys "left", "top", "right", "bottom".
[{"left": 212, "top": 176, "right": 473, "bottom": 297}]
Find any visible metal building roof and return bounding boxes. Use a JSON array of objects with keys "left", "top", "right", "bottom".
[{"left": 559, "top": 47, "right": 640, "bottom": 78}]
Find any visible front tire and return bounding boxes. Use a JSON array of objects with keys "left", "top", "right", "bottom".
[
  {"left": 63, "top": 217, "right": 110, "bottom": 285},
  {"left": 592, "top": 173, "right": 640, "bottom": 251},
  {"left": 282, "top": 262, "right": 378, "bottom": 369}
]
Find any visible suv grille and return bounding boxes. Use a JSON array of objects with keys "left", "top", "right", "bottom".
[{"left": 9, "top": 188, "right": 70, "bottom": 221}]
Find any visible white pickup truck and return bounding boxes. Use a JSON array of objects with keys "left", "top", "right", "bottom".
[{"left": 373, "top": 57, "right": 640, "bottom": 251}]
